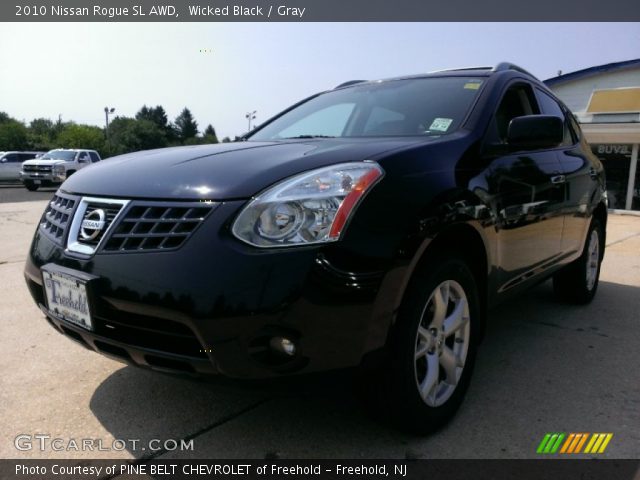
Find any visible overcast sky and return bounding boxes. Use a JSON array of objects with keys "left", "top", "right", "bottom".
[{"left": 0, "top": 22, "right": 639, "bottom": 139}]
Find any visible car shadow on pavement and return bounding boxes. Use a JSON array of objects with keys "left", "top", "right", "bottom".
[{"left": 89, "top": 279, "right": 640, "bottom": 459}]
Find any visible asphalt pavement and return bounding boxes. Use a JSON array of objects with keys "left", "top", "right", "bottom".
[
  {"left": 0, "top": 183, "right": 57, "bottom": 203},
  {"left": 1, "top": 185, "right": 639, "bottom": 464}
]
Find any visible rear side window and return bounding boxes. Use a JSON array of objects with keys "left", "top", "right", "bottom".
[
  {"left": 534, "top": 89, "right": 574, "bottom": 146},
  {"left": 18, "top": 153, "right": 35, "bottom": 161},
  {"left": 89, "top": 152, "right": 100, "bottom": 162}
]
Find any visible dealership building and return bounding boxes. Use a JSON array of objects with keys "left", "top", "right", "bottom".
[{"left": 545, "top": 58, "right": 640, "bottom": 212}]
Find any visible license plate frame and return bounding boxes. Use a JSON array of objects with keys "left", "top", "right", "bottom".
[{"left": 41, "top": 264, "right": 97, "bottom": 331}]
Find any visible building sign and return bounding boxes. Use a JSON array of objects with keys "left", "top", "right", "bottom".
[
  {"left": 591, "top": 144, "right": 635, "bottom": 209},
  {"left": 594, "top": 144, "right": 632, "bottom": 156}
]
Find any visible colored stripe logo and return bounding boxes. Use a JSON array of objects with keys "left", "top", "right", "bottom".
[{"left": 537, "top": 433, "right": 613, "bottom": 454}]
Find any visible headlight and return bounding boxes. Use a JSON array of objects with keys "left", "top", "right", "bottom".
[
  {"left": 232, "top": 162, "right": 383, "bottom": 247},
  {"left": 53, "top": 165, "right": 65, "bottom": 175}
]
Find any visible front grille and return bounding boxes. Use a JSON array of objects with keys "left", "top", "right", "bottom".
[
  {"left": 40, "top": 193, "right": 77, "bottom": 243},
  {"left": 24, "top": 164, "right": 53, "bottom": 172},
  {"left": 77, "top": 202, "right": 124, "bottom": 247},
  {"left": 103, "top": 204, "right": 213, "bottom": 252}
]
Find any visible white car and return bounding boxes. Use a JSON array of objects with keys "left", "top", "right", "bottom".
[{"left": 20, "top": 149, "right": 101, "bottom": 191}]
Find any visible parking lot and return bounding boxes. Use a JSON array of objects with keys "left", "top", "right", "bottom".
[
  {"left": 0, "top": 184, "right": 57, "bottom": 204},
  {"left": 1, "top": 185, "right": 639, "bottom": 464}
]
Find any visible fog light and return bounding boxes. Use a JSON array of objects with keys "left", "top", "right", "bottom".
[{"left": 270, "top": 336, "right": 296, "bottom": 356}]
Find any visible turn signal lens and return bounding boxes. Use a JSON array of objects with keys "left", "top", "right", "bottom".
[{"left": 232, "top": 162, "right": 383, "bottom": 248}]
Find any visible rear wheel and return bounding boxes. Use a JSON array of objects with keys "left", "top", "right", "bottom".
[
  {"left": 553, "top": 218, "right": 604, "bottom": 304},
  {"left": 24, "top": 182, "right": 39, "bottom": 191},
  {"left": 374, "top": 256, "right": 480, "bottom": 434}
]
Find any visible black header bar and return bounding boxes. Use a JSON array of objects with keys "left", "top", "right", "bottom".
[{"left": 5, "top": 0, "right": 640, "bottom": 22}]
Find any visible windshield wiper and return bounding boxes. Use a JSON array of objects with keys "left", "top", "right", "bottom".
[{"left": 281, "top": 135, "right": 335, "bottom": 139}]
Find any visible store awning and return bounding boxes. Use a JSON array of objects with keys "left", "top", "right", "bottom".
[{"left": 587, "top": 87, "right": 640, "bottom": 114}]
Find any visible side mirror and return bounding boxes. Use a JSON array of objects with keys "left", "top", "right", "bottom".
[
  {"left": 507, "top": 115, "right": 563, "bottom": 150},
  {"left": 0, "top": 158, "right": 6, "bottom": 163}
]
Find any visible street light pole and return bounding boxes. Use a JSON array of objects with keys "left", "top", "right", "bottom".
[
  {"left": 245, "top": 110, "right": 257, "bottom": 131},
  {"left": 104, "top": 107, "right": 115, "bottom": 140}
]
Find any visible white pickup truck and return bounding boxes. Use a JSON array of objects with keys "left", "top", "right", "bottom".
[{"left": 20, "top": 149, "right": 101, "bottom": 191}]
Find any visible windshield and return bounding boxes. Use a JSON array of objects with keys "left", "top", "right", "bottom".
[
  {"left": 249, "top": 77, "right": 484, "bottom": 141},
  {"left": 41, "top": 150, "right": 76, "bottom": 161}
]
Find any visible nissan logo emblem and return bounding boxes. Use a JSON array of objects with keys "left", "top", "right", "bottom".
[{"left": 80, "top": 209, "right": 106, "bottom": 241}]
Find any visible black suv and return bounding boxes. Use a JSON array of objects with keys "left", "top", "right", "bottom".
[{"left": 25, "top": 63, "right": 607, "bottom": 432}]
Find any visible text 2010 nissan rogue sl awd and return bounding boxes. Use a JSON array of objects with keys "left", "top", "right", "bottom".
[{"left": 25, "top": 63, "right": 607, "bottom": 433}]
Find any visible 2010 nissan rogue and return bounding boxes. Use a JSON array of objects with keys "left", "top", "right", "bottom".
[{"left": 24, "top": 63, "right": 607, "bottom": 432}]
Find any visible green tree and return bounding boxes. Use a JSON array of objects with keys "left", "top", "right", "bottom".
[
  {"left": 174, "top": 108, "right": 198, "bottom": 143},
  {"left": 30, "top": 118, "right": 54, "bottom": 136},
  {"left": 136, "top": 105, "right": 174, "bottom": 137},
  {"left": 0, "top": 120, "right": 29, "bottom": 150},
  {"left": 56, "top": 124, "right": 105, "bottom": 153},
  {"left": 202, "top": 124, "right": 218, "bottom": 144},
  {"left": 28, "top": 118, "right": 56, "bottom": 150},
  {"left": 107, "top": 117, "right": 168, "bottom": 155},
  {"left": 204, "top": 124, "right": 216, "bottom": 137},
  {"left": 0, "top": 112, "right": 12, "bottom": 124}
]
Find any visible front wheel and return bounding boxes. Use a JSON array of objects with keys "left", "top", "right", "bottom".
[
  {"left": 379, "top": 256, "right": 480, "bottom": 434},
  {"left": 553, "top": 218, "right": 604, "bottom": 304}
]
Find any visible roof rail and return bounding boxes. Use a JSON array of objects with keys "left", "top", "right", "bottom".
[
  {"left": 430, "top": 66, "right": 492, "bottom": 73},
  {"left": 492, "top": 62, "right": 538, "bottom": 79},
  {"left": 335, "top": 80, "right": 367, "bottom": 89}
]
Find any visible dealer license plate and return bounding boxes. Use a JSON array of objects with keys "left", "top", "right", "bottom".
[
  {"left": 42, "top": 268, "right": 93, "bottom": 330},
  {"left": 33, "top": 179, "right": 41, "bottom": 184}
]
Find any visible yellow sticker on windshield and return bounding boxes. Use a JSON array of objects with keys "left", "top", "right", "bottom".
[{"left": 464, "top": 81, "right": 482, "bottom": 90}]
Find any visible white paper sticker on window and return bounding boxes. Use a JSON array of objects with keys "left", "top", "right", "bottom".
[{"left": 429, "top": 118, "right": 453, "bottom": 132}]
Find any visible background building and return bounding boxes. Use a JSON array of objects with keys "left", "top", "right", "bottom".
[{"left": 545, "top": 59, "right": 640, "bottom": 211}]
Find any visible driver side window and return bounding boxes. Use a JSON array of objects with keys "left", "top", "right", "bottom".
[{"left": 491, "top": 84, "right": 539, "bottom": 144}]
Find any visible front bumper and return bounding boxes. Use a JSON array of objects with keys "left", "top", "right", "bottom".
[
  {"left": 20, "top": 170, "right": 65, "bottom": 184},
  {"left": 24, "top": 196, "right": 398, "bottom": 379}
]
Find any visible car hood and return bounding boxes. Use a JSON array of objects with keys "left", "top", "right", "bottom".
[
  {"left": 22, "top": 159, "right": 65, "bottom": 166},
  {"left": 61, "top": 139, "right": 424, "bottom": 200}
]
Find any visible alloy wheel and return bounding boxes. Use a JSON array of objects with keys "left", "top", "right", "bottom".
[
  {"left": 414, "top": 280, "right": 470, "bottom": 407},
  {"left": 586, "top": 230, "right": 600, "bottom": 291}
]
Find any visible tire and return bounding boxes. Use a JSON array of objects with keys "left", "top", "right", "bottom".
[
  {"left": 553, "top": 218, "right": 604, "bottom": 304},
  {"left": 374, "top": 255, "right": 480, "bottom": 434},
  {"left": 24, "top": 182, "right": 39, "bottom": 191}
]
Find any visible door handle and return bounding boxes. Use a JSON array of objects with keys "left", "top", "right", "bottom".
[
  {"left": 551, "top": 175, "right": 566, "bottom": 185},
  {"left": 589, "top": 167, "right": 598, "bottom": 179}
]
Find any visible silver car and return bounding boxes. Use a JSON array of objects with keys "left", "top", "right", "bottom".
[{"left": 0, "top": 152, "right": 45, "bottom": 183}]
